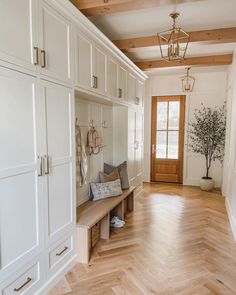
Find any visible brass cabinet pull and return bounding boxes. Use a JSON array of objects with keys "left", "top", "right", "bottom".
[
  {"left": 92, "top": 75, "right": 98, "bottom": 88},
  {"left": 56, "top": 246, "right": 68, "bottom": 256},
  {"left": 14, "top": 277, "right": 32, "bottom": 292},
  {"left": 135, "top": 97, "right": 140, "bottom": 105},
  {"left": 118, "top": 88, "right": 122, "bottom": 98},
  {"left": 37, "top": 156, "right": 43, "bottom": 176},
  {"left": 33, "top": 47, "right": 39, "bottom": 65},
  {"left": 41, "top": 50, "right": 46, "bottom": 68},
  {"left": 44, "top": 155, "right": 49, "bottom": 175}
]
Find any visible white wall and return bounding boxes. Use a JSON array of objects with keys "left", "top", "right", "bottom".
[
  {"left": 143, "top": 68, "right": 228, "bottom": 187},
  {"left": 223, "top": 49, "right": 236, "bottom": 240}
]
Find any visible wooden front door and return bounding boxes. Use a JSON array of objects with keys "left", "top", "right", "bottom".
[{"left": 151, "top": 96, "right": 185, "bottom": 183}]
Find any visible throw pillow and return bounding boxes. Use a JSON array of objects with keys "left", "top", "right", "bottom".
[
  {"left": 99, "top": 168, "right": 119, "bottom": 183},
  {"left": 104, "top": 161, "right": 130, "bottom": 190},
  {"left": 90, "top": 179, "right": 122, "bottom": 201}
]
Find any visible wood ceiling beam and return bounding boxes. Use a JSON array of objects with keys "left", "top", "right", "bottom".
[
  {"left": 70, "top": 0, "right": 200, "bottom": 17},
  {"left": 113, "top": 27, "right": 236, "bottom": 52},
  {"left": 135, "top": 54, "right": 233, "bottom": 71}
]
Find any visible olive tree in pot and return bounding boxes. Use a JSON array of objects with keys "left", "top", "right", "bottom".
[{"left": 188, "top": 103, "right": 226, "bottom": 191}]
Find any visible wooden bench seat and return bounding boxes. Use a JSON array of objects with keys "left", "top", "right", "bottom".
[{"left": 76, "top": 187, "right": 135, "bottom": 264}]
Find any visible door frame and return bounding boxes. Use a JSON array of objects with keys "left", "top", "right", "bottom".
[{"left": 150, "top": 95, "right": 186, "bottom": 183}]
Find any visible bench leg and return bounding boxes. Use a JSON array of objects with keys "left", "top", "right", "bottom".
[
  {"left": 100, "top": 213, "right": 110, "bottom": 240},
  {"left": 113, "top": 201, "right": 125, "bottom": 220},
  {"left": 77, "top": 227, "right": 90, "bottom": 264},
  {"left": 127, "top": 192, "right": 134, "bottom": 212}
]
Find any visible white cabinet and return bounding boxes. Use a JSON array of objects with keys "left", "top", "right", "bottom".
[
  {"left": 0, "top": 67, "right": 76, "bottom": 290},
  {"left": 114, "top": 107, "right": 144, "bottom": 188},
  {"left": 0, "top": 0, "right": 38, "bottom": 71},
  {"left": 92, "top": 43, "right": 107, "bottom": 95},
  {"left": 118, "top": 65, "right": 127, "bottom": 101},
  {"left": 41, "top": 81, "right": 75, "bottom": 245},
  {"left": 39, "top": 0, "right": 72, "bottom": 82},
  {"left": 0, "top": 68, "right": 43, "bottom": 280},
  {"left": 136, "top": 80, "right": 144, "bottom": 107},
  {"left": 107, "top": 57, "right": 118, "bottom": 99},
  {"left": 76, "top": 31, "right": 93, "bottom": 90},
  {"left": 127, "top": 73, "right": 137, "bottom": 105}
]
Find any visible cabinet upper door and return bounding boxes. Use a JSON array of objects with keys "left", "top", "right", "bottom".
[
  {"left": 107, "top": 57, "right": 118, "bottom": 98},
  {"left": 136, "top": 80, "right": 144, "bottom": 106},
  {"left": 127, "top": 73, "right": 137, "bottom": 105},
  {"left": 118, "top": 65, "right": 127, "bottom": 101},
  {"left": 42, "top": 81, "right": 75, "bottom": 245},
  {"left": 76, "top": 31, "right": 93, "bottom": 90},
  {"left": 0, "top": 0, "right": 38, "bottom": 71},
  {"left": 93, "top": 44, "right": 107, "bottom": 95},
  {"left": 0, "top": 68, "right": 43, "bottom": 280},
  {"left": 39, "top": 1, "right": 72, "bottom": 83}
]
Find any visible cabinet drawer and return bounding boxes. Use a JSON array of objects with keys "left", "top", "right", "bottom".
[
  {"left": 49, "top": 237, "right": 72, "bottom": 269},
  {"left": 2, "top": 263, "right": 40, "bottom": 295},
  {"left": 91, "top": 222, "right": 100, "bottom": 248}
]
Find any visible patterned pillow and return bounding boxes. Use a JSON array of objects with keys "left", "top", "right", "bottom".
[
  {"left": 104, "top": 161, "right": 130, "bottom": 190},
  {"left": 90, "top": 179, "right": 122, "bottom": 201},
  {"left": 99, "top": 168, "right": 119, "bottom": 183}
]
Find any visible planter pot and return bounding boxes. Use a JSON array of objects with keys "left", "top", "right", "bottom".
[{"left": 200, "top": 177, "right": 215, "bottom": 191}]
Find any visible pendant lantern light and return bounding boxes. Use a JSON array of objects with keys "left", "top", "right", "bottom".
[
  {"left": 181, "top": 67, "right": 195, "bottom": 92},
  {"left": 157, "top": 12, "right": 190, "bottom": 61}
]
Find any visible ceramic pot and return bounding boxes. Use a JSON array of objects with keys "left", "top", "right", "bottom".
[{"left": 200, "top": 177, "right": 215, "bottom": 191}]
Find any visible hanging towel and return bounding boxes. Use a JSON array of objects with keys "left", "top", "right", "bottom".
[
  {"left": 87, "top": 126, "right": 103, "bottom": 155},
  {"left": 75, "top": 124, "right": 88, "bottom": 187}
]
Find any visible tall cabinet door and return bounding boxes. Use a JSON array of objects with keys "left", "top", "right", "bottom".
[
  {"left": 39, "top": 0, "right": 72, "bottom": 83},
  {"left": 42, "top": 81, "right": 75, "bottom": 245},
  {"left": 127, "top": 73, "right": 137, "bottom": 105},
  {"left": 135, "top": 110, "right": 143, "bottom": 185},
  {"left": 0, "top": 68, "right": 43, "bottom": 280},
  {"left": 0, "top": 0, "right": 38, "bottom": 71},
  {"left": 92, "top": 44, "right": 107, "bottom": 95},
  {"left": 127, "top": 108, "right": 136, "bottom": 185},
  {"left": 118, "top": 66, "right": 127, "bottom": 101},
  {"left": 76, "top": 31, "right": 93, "bottom": 90},
  {"left": 107, "top": 57, "right": 118, "bottom": 99},
  {"left": 136, "top": 80, "right": 144, "bottom": 107}
]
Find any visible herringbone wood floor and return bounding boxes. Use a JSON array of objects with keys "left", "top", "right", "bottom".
[{"left": 49, "top": 183, "right": 236, "bottom": 295}]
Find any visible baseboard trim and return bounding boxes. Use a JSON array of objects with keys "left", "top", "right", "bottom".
[
  {"left": 225, "top": 197, "right": 236, "bottom": 242},
  {"left": 36, "top": 254, "right": 77, "bottom": 295}
]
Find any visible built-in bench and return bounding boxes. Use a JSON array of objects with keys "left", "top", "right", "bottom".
[{"left": 76, "top": 187, "right": 135, "bottom": 264}]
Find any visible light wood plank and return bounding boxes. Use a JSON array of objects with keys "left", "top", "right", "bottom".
[
  {"left": 135, "top": 54, "right": 233, "bottom": 70},
  {"left": 113, "top": 27, "right": 236, "bottom": 52},
  {"left": 70, "top": 0, "right": 200, "bottom": 17}
]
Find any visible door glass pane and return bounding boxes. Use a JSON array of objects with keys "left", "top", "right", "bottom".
[
  {"left": 156, "top": 102, "right": 168, "bottom": 130},
  {"left": 156, "top": 131, "right": 167, "bottom": 158},
  {"left": 168, "top": 101, "right": 180, "bottom": 130},
  {"left": 168, "top": 131, "right": 179, "bottom": 159}
]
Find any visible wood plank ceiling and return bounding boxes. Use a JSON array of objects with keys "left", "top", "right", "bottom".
[{"left": 70, "top": 0, "right": 236, "bottom": 71}]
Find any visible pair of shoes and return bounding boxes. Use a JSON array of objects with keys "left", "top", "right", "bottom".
[{"left": 110, "top": 216, "right": 125, "bottom": 228}]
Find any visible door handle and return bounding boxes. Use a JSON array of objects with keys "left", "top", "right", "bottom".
[
  {"left": 44, "top": 155, "right": 50, "bottom": 175},
  {"left": 118, "top": 88, "right": 122, "bottom": 98},
  {"left": 14, "top": 277, "right": 32, "bottom": 292},
  {"left": 41, "top": 50, "right": 46, "bottom": 68},
  {"left": 152, "top": 144, "right": 157, "bottom": 154},
  {"left": 33, "top": 47, "right": 39, "bottom": 65},
  {"left": 92, "top": 75, "right": 98, "bottom": 88},
  {"left": 37, "top": 156, "right": 43, "bottom": 176}
]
